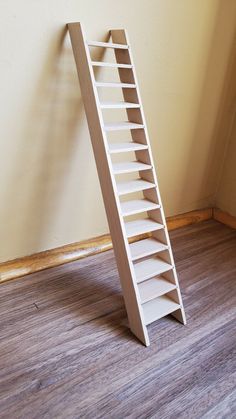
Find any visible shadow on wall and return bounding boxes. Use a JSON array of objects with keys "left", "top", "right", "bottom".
[
  {"left": 177, "top": 1, "right": 236, "bottom": 212},
  {"left": 1, "top": 24, "right": 111, "bottom": 262},
  {"left": 2, "top": 26, "right": 84, "bottom": 259}
]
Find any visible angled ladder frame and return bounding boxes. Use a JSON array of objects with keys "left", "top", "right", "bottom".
[{"left": 68, "top": 22, "right": 186, "bottom": 346}]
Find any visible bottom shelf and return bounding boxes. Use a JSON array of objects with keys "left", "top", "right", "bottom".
[{"left": 142, "top": 295, "right": 181, "bottom": 326}]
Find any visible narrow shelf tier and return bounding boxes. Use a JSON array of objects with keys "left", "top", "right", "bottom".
[
  {"left": 120, "top": 198, "right": 160, "bottom": 217},
  {"left": 112, "top": 161, "right": 152, "bottom": 174},
  {"left": 109, "top": 142, "right": 148, "bottom": 154},
  {"left": 134, "top": 257, "right": 173, "bottom": 283},
  {"left": 130, "top": 237, "right": 168, "bottom": 260},
  {"left": 104, "top": 122, "right": 144, "bottom": 131},
  {"left": 95, "top": 82, "right": 136, "bottom": 88},
  {"left": 91, "top": 61, "right": 133, "bottom": 69},
  {"left": 142, "top": 295, "right": 181, "bottom": 325},
  {"left": 138, "top": 277, "right": 176, "bottom": 304},
  {"left": 125, "top": 219, "right": 163, "bottom": 238},
  {"left": 100, "top": 101, "right": 140, "bottom": 109},
  {"left": 116, "top": 178, "right": 155, "bottom": 195},
  {"left": 87, "top": 41, "right": 128, "bottom": 49}
]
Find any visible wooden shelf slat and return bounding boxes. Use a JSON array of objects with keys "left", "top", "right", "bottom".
[
  {"left": 104, "top": 122, "right": 144, "bottom": 131},
  {"left": 134, "top": 257, "right": 173, "bottom": 283},
  {"left": 112, "top": 161, "right": 152, "bottom": 174},
  {"left": 125, "top": 219, "right": 164, "bottom": 238},
  {"left": 116, "top": 178, "right": 155, "bottom": 195},
  {"left": 95, "top": 82, "right": 136, "bottom": 88},
  {"left": 88, "top": 41, "right": 128, "bottom": 49},
  {"left": 142, "top": 295, "right": 181, "bottom": 325},
  {"left": 138, "top": 277, "right": 176, "bottom": 303},
  {"left": 120, "top": 199, "right": 160, "bottom": 217},
  {"left": 109, "top": 142, "right": 148, "bottom": 154},
  {"left": 130, "top": 238, "right": 168, "bottom": 260},
  {"left": 100, "top": 101, "right": 140, "bottom": 109},
  {"left": 91, "top": 61, "right": 133, "bottom": 68}
]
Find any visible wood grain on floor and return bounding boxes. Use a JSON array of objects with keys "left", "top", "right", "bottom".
[{"left": 0, "top": 220, "right": 235, "bottom": 419}]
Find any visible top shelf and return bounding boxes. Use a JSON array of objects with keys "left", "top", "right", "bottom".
[{"left": 87, "top": 41, "right": 129, "bottom": 49}]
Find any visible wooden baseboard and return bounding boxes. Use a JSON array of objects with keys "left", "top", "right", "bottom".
[
  {"left": 0, "top": 234, "right": 112, "bottom": 284},
  {"left": 213, "top": 207, "right": 236, "bottom": 229},
  {"left": 167, "top": 207, "right": 213, "bottom": 230},
  {"left": 0, "top": 208, "right": 213, "bottom": 284}
]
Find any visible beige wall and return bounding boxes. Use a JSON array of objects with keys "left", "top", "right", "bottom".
[
  {"left": 216, "top": 115, "right": 236, "bottom": 216},
  {"left": 214, "top": 10, "right": 236, "bottom": 217},
  {"left": 0, "top": 0, "right": 236, "bottom": 262}
]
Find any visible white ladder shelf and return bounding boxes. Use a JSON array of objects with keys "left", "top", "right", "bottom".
[{"left": 68, "top": 22, "right": 186, "bottom": 346}]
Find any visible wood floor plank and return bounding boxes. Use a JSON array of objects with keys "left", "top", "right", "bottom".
[{"left": 0, "top": 220, "right": 235, "bottom": 418}]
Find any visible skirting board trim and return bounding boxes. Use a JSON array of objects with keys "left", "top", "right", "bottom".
[
  {"left": 0, "top": 207, "right": 213, "bottom": 284},
  {"left": 213, "top": 207, "right": 236, "bottom": 230}
]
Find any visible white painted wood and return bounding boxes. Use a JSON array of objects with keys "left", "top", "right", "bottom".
[
  {"left": 68, "top": 23, "right": 150, "bottom": 346},
  {"left": 116, "top": 178, "right": 155, "bottom": 195},
  {"left": 112, "top": 161, "right": 152, "bottom": 174},
  {"left": 104, "top": 122, "right": 144, "bottom": 131},
  {"left": 125, "top": 219, "right": 164, "bottom": 238},
  {"left": 130, "top": 238, "right": 168, "bottom": 260},
  {"left": 87, "top": 40, "right": 128, "bottom": 49},
  {"left": 138, "top": 277, "right": 176, "bottom": 303},
  {"left": 120, "top": 199, "right": 160, "bottom": 217},
  {"left": 69, "top": 23, "right": 186, "bottom": 346},
  {"left": 111, "top": 28, "right": 186, "bottom": 326},
  {"left": 91, "top": 61, "right": 133, "bottom": 68},
  {"left": 142, "top": 295, "right": 181, "bottom": 325},
  {"left": 109, "top": 142, "right": 148, "bottom": 154},
  {"left": 100, "top": 101, "right": 140, "bottom": 109},
  {"left": 134, "top": 257, "right": 173, "bottom": 283},
  {"left": 95, "top": 82, "right": 136, "bottom": 88}
]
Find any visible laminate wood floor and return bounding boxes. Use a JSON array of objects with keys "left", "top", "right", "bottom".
[{"left": 0, "top": 220, "right": 236, "bottom": 419}]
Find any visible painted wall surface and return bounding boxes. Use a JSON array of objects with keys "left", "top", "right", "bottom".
[
  {"left": 214, "top": 21, "right": 236, "bottom": 217},
  {"left": 216, "top": 115, "right": 236, "bottom": 216},
  {"left": 0, "top": 0, "right": 235, "bottom": 262}
]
